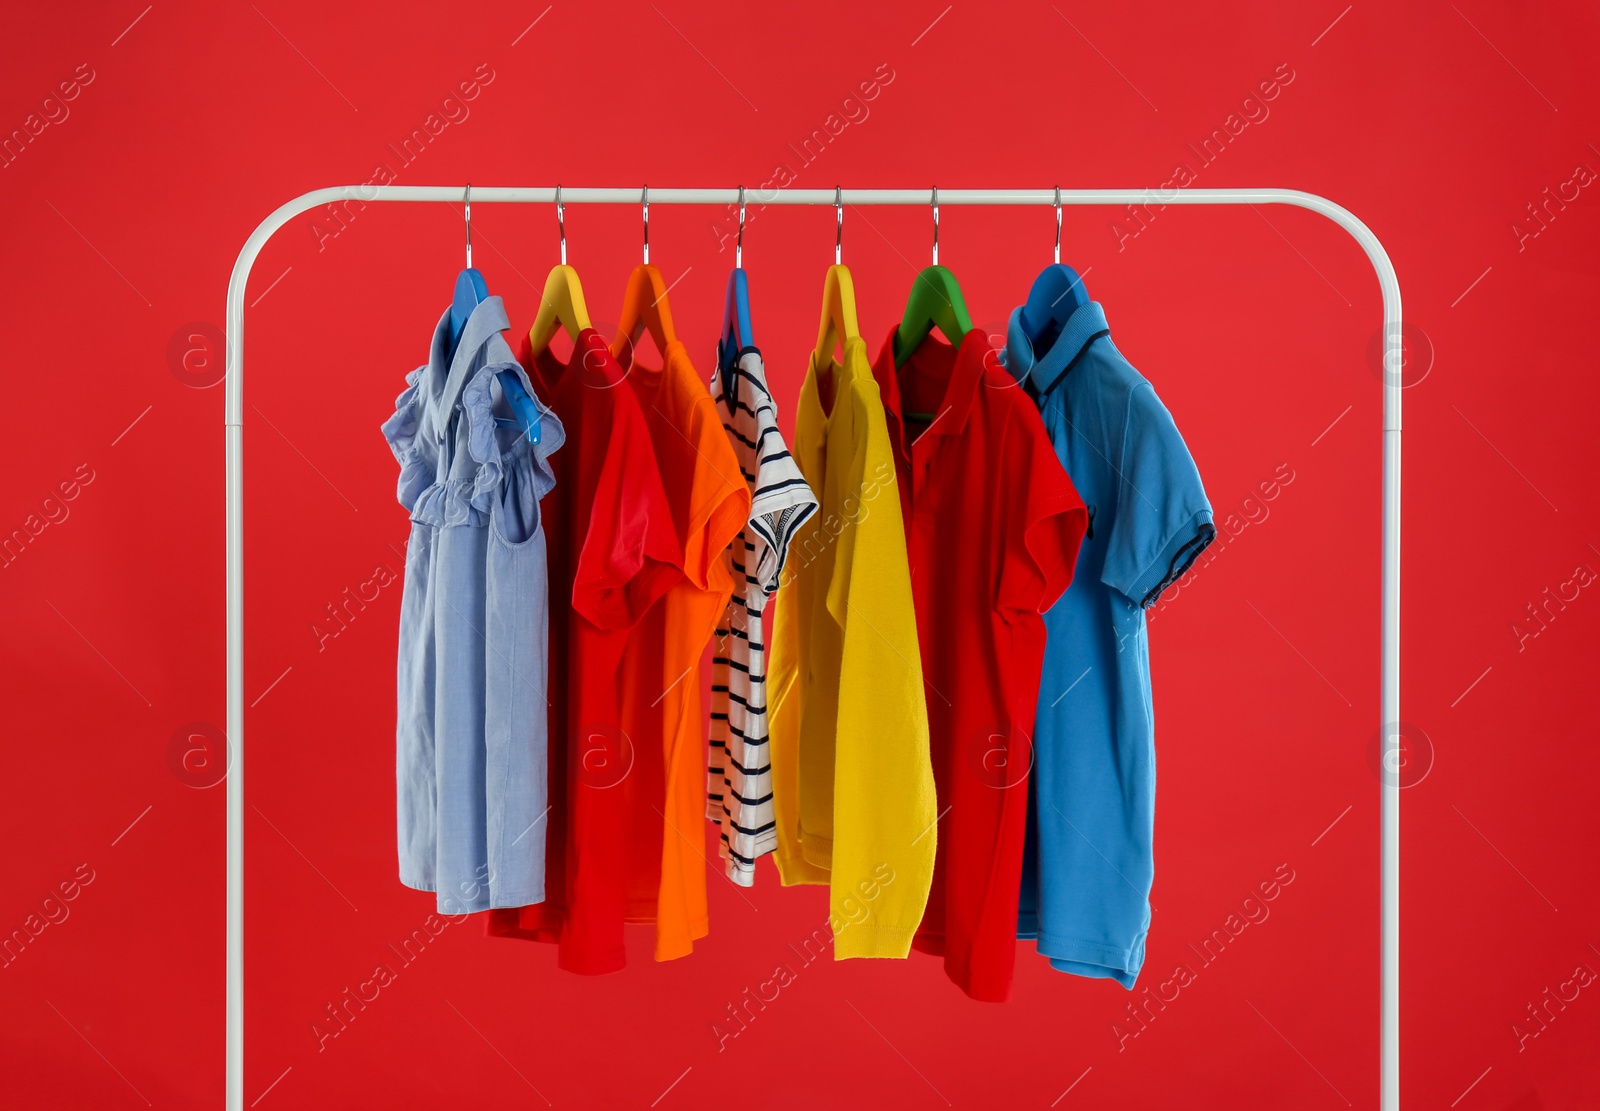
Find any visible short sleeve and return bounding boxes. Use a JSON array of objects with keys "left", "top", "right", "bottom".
[
  {"left": 1102, "top": 382, "right": 1216, "bottom": 609},
  {"left": 679, "top": 398, "right": 752, "bottom": 595},
  {"left": 823, "top": 389, "right": 884, "bottom": 627},
  {"left": 997, "top": 404, "right": 1088, "bottom": 617},
  {"left": 572, "top": 397, "right": 682, "bottom": 630},
  {"left": 747, "top": 441, "right": 818, "bottom": 597}
]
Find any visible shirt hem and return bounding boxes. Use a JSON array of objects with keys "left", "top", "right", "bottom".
[
  {"left": 1035, "top": 931, "right": 1146, "bottom": 989},
  {"left": 774, "top": 851, "right": 829, "bottom": 886},
  {"left": 834, "top": 924, "right": 916, "bottom": 960},
  {"left": 911, "top": 932, "right": 1012, "bottom": 1002},
  {"left": 799, "top": 832, "right": 834, "bottom": 870},
  {"left": 558, "top": 952, "right": 627, "bottom": 976},
  {"left": 485, "top": 888, "right": 545, "bottom": 911},
  {"left": 433, "top": 894, "right": 546, "bottom": 915}
]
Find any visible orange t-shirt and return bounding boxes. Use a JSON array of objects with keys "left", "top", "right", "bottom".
[{"left": 615, "top": 336, "right": 750, "bottom": 961}]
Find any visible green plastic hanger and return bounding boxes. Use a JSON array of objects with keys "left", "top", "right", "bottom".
[
  {"left": 893, "top": 188, "right": 972, "bottom": 422},
  {"left": 892, "top": 265, "right": 972, "bottom": 367}
]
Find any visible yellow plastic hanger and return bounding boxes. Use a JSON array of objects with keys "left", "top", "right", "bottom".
[
  {"left": 813, "top": 265, "right": 859, "bottom": 364},
  {"left": 611, "top": 186, "right": 679, "bottom": 360},
  {"left": 811, "top": 188, "right": 861, "bottom": 366},
  {"left": 526, "top": 186, "right": 593, "bottom": 360}
]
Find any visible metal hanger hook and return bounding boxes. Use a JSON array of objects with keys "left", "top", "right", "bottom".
[
  {"left": 464, "top": 183, "right": 473, "bottom": 269},
  {"left": 737, "top": 185, "right": 745, "bottom": 269},
  {"left": 1054, "top": 185, "right": 1062, "bottom": 265},
  {"left": 641, "top": 185, "right": 650, "bottom": 265},
  {"left": 931, "top": 185, "right": 939, "bottom": 266},
  {"left": 834, "top": 186, "right": 843, "bottom": 265},
  {"left": 556, "top": 184, "right": 567, "bottom": 266}
]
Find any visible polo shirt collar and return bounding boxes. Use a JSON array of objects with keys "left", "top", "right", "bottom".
[
  {"left": 873, "top": 326, "right": 992, "bottom": 443},
  {"left": 1004, "top": 300, "right": 1110, "bottom": 396}
]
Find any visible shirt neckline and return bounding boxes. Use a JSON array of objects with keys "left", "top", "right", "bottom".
[
  {"left": 802, "top": 335, "right": 868, "bottom": 427},
  {"left": 524, "top": 327, "right": 624, "bottom": 395},
  {"left": 714, "top": 344, "right": 766, "bottom": 413},
  {"left": 610, "top": 334, "right": 688, "bottom": 396},
  {"left": 423, "top": 295, "right": 511, "bottom": 440},
  {"left": 873, "top": 326, "right": 990, "bottom": 460},
  {"left": 1004, "top": 300, "right": 1111, "bottom": 396}
]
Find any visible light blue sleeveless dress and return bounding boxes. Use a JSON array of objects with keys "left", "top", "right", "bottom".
[{"left": 383, "top": 295, "right": 564, "bottom": 914}]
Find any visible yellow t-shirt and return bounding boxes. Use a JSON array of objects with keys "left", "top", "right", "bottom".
[{"left": 768, "top": 335, "right": 936, "bottom": 959}]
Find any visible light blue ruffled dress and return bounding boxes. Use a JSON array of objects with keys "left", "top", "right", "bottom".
[{"left": 382, "top": 295, "right": 564, "bottom": 914}]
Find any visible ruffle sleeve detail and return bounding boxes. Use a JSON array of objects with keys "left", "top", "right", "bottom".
[
  {"left": 399, "top": 363, "right": 491, "bottom": 530},
  {"left": 380, "top": 366, "right": 431, "bottom": 512},
  {"left": 526, "top": 392, "right": 565, "bottom": 502},
  {"left": 460, "top": 363, "right": 511, "bottom": 519},
  {"left": 470, "top": 360, "right": 566, "bottom": 495},
  {"left": 392, "top": 350, "right": 567, "bottom": 532}
]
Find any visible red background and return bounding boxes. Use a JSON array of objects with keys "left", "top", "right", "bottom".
[{"left": 3, "top": 2, "right": 1598, "bottom": 1107}]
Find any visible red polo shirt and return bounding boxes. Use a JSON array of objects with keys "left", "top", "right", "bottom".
[
  {"left": 871, "top": 326, "right": 1087, "bottom": 1002},
  {"left": 484, "top": 329, "right": 682, "bottom": 975}
]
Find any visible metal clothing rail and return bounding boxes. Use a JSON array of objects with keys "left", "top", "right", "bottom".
[{"left": 223, "top": 186, "right": 1403, "bottom": 1110}]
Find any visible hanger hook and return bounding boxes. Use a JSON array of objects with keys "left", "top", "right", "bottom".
[
  {"left": 737, "top": 185, "right": 746, "bottom": 269},
  {"left": 1054, "top": 185, "right": 1062, "bottom": 265},
  {"left": 834, "top": 186, "right": 843, "bottom": 265},
  {"left": 931, "top": 185, "right": 939, "bottom": 266},
  {"left": 464, "top": 183, "right": 473, "bottom": 269},
  {"left": 556, "top": 184, "right": 567, "bottom": 266},
  {"left": 642, "top": 184, "right": 650, "bottom": 265}
]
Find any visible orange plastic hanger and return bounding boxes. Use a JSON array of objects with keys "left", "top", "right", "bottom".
[{"left": 611, "top": 186, "right": 679, "bottom": 362}]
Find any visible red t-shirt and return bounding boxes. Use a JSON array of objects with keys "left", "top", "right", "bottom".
[
  {"left": 871, "top": 327, "right": 1088, "bottom": 1002},
  {"left": 483, "top": 329, "right": 682, "bottom": 975}
]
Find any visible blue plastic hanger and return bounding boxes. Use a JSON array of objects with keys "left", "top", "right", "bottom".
[
  {"left": 451, "top": 185, "right": 541, "bottom": 444},
  {"left": 718, "top": 186, "right": 755, "bottom": 398},
  {"left": 449, "top": 269, "right": 487, "bottom": 353},
  {"left": 1017, "top": 187, "right": 1089, "bottom": 360}
]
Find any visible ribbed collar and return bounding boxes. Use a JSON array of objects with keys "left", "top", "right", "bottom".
[{"left": 1003, "top": 300, "right": 1111, "bottom": 396}]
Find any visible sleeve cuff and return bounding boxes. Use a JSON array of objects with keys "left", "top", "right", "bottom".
[{"left": 1111, "top": 509, "right": 1217, "bottom": 609}]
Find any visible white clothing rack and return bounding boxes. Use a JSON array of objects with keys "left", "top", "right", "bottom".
[{"left": 223, "top": 186, "right": 1403, "bottom": 1110}]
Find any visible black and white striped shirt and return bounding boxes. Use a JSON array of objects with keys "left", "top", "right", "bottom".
[{"left": 706, "top": 345, "right": 818, "bottom": 885}]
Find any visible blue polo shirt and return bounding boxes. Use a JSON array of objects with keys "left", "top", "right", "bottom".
[{"left": 1002, "top": 300, "right": 1214, "bottom": 988}]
